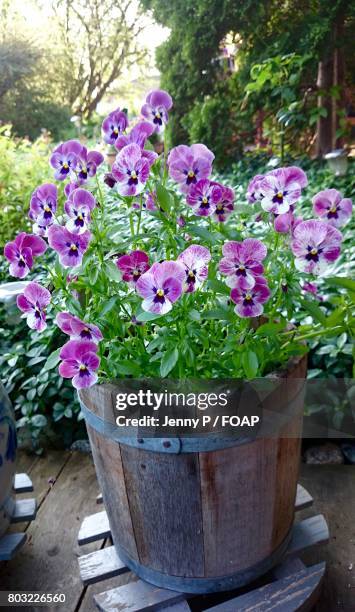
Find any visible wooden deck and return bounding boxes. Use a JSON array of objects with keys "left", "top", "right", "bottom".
[{"left": 0, "top": 450, "right": 354, "bottom": 612}]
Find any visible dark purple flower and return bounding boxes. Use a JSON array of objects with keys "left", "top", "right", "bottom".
[
  {"left": 145, "top": 191, "right": 158, "bottom": 211},
  {"left": 111, "top": 143, "right": 150, "bottom": 196},
  {"left": 260, "top": 166, "right": 308, "bottom": 214},
  {"left": 136, "top": 261, "right": 185, "bottom": 314},
  {"left": 246, "top": 174, "right": 265, "bottom": 203},
  {"left": 64, "top": 188, "right": 96, "bottom": 234},
  {"left": 56, "top": 312, "right": 103, "bottom": 343},
  {"left": 291, "top": 219, "right": 342, "bottom": 275},
  {"left": 116, "top": 250, "right": 150, "bottom": 284},
  {"left": 141, "top": 90, "right": 173, "bottom": 133},
  {"left": 102, "top": 108, "right": 128, "bottom": 145},
  {"left": 59, "top": 340, "right": 100, "bottom": 389},
  {"left": 76, "top": 147, "right": 104, "bottom": 183},
  {"left": 17, "top": 282, "right": 51, "bottom": 332},
  {"left": 212, "top": 185, "right": 235, "bottom": 222},
  {"left": 312, "top": 189, "right": 352, "bottom": 228},
  {"left": 104, "top": 173, "right": 117, "bottom": 188},
  {"left": 274, "top": 210, "right": 303, "bottom": 234},
  {"left": 29, "top": 183, "right": 58, "bottom": 228},
  {"left": 50, "top": 140, "right": 82, "bottom": 181},
  {"left": 219, "top": 239, "right": 267, "bottom": 290},
  {"left": 177, "top": 245, "right": 211, "bottom": 293},
  {"left": 64, "top": 181, "right": 81, "bottom": 198},
  {"left": 186, "top": 179, "right": 222, "bottom": 217},
  {"left": 302, "top": 281, "right": 323, "bottom": 301},
  {"left": 168, "top": 144, "right": 214, "bottom": 193},
  {"left": 47, "top": 225, "right": 91, "bottom": 268},
  {"left": 4, "top": 232, "right": 47, "bottom": 278},
  {"left": 230, "top": 277, "right": 271, "bottom": 318}
]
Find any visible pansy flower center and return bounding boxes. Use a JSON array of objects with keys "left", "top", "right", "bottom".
[
  {"left": 273, "top": 190, "right": 285, "bottom": 204},
  {"left": 243, "top": 292, "right": 253, "bottom": 305},
  {"left": 128, "top": 170, "right": 139, "bottom": 186},
  {"left": 63, "top": 162, "right": 69, "bottom": 169},
  {"left": 70, "top": 243, "right": 78, "bottom": 252},
  {"left": 329, "top": 205, "right": 337, "bottom": 213},
  {"left": 216, "top": 203, "right": 223, "bottom": 210},
  {"left": 113, "top": 127, "right": 119, "bottom": 134},
  {"left": 306, "top": 245, "right": 322, "bottom": 262}
]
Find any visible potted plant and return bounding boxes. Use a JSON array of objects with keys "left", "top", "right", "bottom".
[{"left": 3, "top": 89, "right": 352, "bottom": 592}]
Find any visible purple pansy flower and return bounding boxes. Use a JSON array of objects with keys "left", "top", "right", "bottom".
[
  {"left": 177, "top": 245, "right": 211, "bottom": 293},
  {"left": 247, "top": 174, "right": 265, "bottom": 203},
  {"left": 291, "top": 219, "right": 342, "bottom": 275},
  {"left": 56, "top": 312, "right": 103, "bottom": 343},
  {"left": 186, "top": 179, "right": 222, "bottom": 217},
  {"left": 168, "top": 144, "right": 214, "bottom": 193},
  {"left": 17, "top": 282, "right": 51, "bottom": 332},
  {"left": 4, "top": 232, "right": 47, "bottom": 278},
  {"left": 76, "top": 147, "right": 104, "bottom": 183},
  {"left": 141, "top": 89, "right": 173, "bottom": 132},
  {"left": 136, "top": 261, "right": 185, "bottom": 314},
  {"left": 302, "top": 282, "right": 323, "bottom": 301},
  {"left": 102, "top": 108, "right": 129, "bottom": 145},
  {"left": 213, "top": 185, "right": 235, "bottom": 222},
  {"left": 115, "top": 122, "right": 158, "bottom": 167},
  {"left": 29, "top": 183, "right": 58, "bottom": 228},
  {"left": 104, "top": 173, "right": 117, "bottom": 189},
  {"left": 64, "top": 188, "right": 96, "bottom": 234},
  {"left": 312, "top": 189, "right": 352, "bottom": 228},
  {"left": 116, "top": 250, "right": 150, "bottom": 284},
  {"left": 219, "top": 239, "right": 267, "bottom": 290},
  {"left": 230, "top": 277, "right": 271, "bottom": 318},
  {"left": 111, "top": 143, "right": 150, "bottom": 196},
  {"left": 59, "top": 340, "right": 100, "bottom": 389},
  {"left": 274, "top": 210, "right": 303, "bottom": 234},
  {"left": 47, "top": 225, "right": 91, "bottom": 268},
  {"left": 260, "top": 166, "right": 308, "bottom": 214},
  {"left": 50, "top": 139, "right": 82, "bottom": 181},
  {"left": 64, "top": 181, "right": 81, "bottom": 198}
]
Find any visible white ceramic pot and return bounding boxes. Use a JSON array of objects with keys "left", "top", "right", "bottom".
[{"left": 0, "top": 382, "right": 17, "bottom": 538}]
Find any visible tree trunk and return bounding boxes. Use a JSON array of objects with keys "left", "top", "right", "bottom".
[{"left": 315, "top": 55, "right": 334, "bottom": 157}]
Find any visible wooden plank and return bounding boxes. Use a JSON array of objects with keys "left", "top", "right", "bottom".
[
  {"left": 273, "top": 557, "right": 306, "bottom": 579},
  {"left": 0, "top": 533, "right": 26, "bottom": 561},
  {"left": 120, "top": 444, "right": 204, "bottom": 577},
  {"left": 10, "top": 498, "right": 37, "bottom": 523},
  {"left": 79, "top": 545, "right": 129, "bottom": 585},
  {"left": 295, "top": 484, "right": 313, "bottom": 511},
  {"left": 0, "top": 451, "right": 99, "bottom": 612},
  {"left": 14, "top": 473, "right": 33, "bottom": 493},
  {"left": 199, "top": 438, "right": 279, "bottom": 575},
  {"left": 161, "top": 604, "right": 190, "bottom": 612},
  {"left": 204, "top": 562, "right": 326, "bottom": 612},
  {"left": 94, "top": 579, "right": 184, "bottom": 612},
  {"left": 87, "top": 426, "right": 139, "bottom": 560},
  {"left": 78, "top": 511, "right": 110, "bottom": 545},
  {"left": 287, "top": 515, "right": 329, "bottom": 557}
]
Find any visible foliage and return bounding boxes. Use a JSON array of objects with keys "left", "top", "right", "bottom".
[{"left": 0, "top": 129, "right": 52, "bottom": 253}]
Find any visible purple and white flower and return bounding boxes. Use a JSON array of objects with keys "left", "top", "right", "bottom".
[
  {"left": 136, "top": 261, "right": 185, "bottom": 314},
  {"left": 274, "top": 210, "right": 303, "bottom": 234},
  {"left": 260, "top": 166, "right": 308, "bottom": 214},
  {"left": 102, "top": 108, "right": 128, "bottom": 145},
  {"left": 76, "top": 147, "right": 104, "bottom": 183},
  {"left": 17, "top": 282, "right": 51, "bottom": 332},
  {"left": 116, "top": 250, "right": 150, "bottom": 284},
  {"left": 219, "top": 239, "right": 267, "bottom": 289},
  {"left": 56, "top": 312, "right": 103, "bottom": 343},
  {"left": 246, "top": 174, "right": 265, "bottom": 203},
  {"left": 302, "top": 282, "right": 323, "bottom": 301},
  {"left": 230, "top": 277, "right": 271, "bottom": 318},
  {"left": 47, "top": 225, "right": 91, "bottom": 268},
  {"left": 50, "top": 140, "right": 82, "bottom": 181},
  {"left": 213, "top": 185, "right": 235, "bottom": 222},
  {"left": 312, "top": 189, "right": 352, "bottom": 228},
  {"left": 112, "top": 144, "right": 150, "bottom": 196},
  {"left": 186, "top": 179, "right": 222, "bottom": 217},
  {"left": 64, "top": 188, "right": 96, "bottom": 234},
  {"left": 141, "top": 90, "right": 173, "bottom": 132},
  {"left": 168, "top": 144, "right": 214, "bottom": 193},
  {"left": 4, "top": 232, "right": 47, "bottom": 278},
  {"left": 29, "top": 183, "right": 58, "bottom": 228},
  {"left": 177, "top": 245, "right": 211, "bottom": 293},
  {"left": 291, "top": 219, "right": 342, "bottom": 275},
  {"left": 59, "top": 340, "right": 100, "bottom": 389},
  {"left": 115, "top": 121, "right": 154, "bottom": 151}
]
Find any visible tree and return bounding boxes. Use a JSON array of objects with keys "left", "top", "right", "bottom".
[{"left": 53, "top": 0, "right": 147, "bottom": 118}]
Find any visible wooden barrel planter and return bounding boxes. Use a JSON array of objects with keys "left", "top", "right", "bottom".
[
  {"left": 79, "top": 355, "right": 307, "bottom": 594},
  {"left": 0, "top": 382, "right": 17, "bottom": 539}
]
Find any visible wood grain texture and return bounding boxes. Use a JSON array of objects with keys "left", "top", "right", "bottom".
[
  {"left": 13, "top": 473, "right": 33, "bottom": 493},
  {"left": 120, "top": 444, "right": 204, "bottom": 576},
  {"left": 10, "top": 498, "right": 37, "bottom": 523},
  {"left": 78, "top": 510, "right": 110, "bottom": 545},
  {"left": 295, "top": 484, "right": 313, "bottom": 511},
  {"left": 287, "top": 515, "right": 329, "bottom": 556},
  {"left": 204, "top": 562, "right": 325, "bottom": 612},
  {"left": 0, "top": 532, "right": 26, "bottom": 561},
  {"left": 79, "top": 545, "right": 129, "bottom": 585},
  {"left": 87, "top": 425, "right": 138, "bottom": 560},
  {"left": 94, "top": 579, "right": 184, "bottom": 612}
]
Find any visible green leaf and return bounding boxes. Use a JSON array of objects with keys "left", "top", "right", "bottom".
[
  {"left": 326, "top": 277, "right": 355, "bottom": 292},
  {"left": 116, "top": 360, "right": 141, "bottom": 377},
  {"left": 42, "top": 348, "right": 61, "bottom": 372},
  {"left": 160, "top": 347, "right": 179, "bottom": 377},
  {"left": 301, "top": 299, "right": 326, "bottom": 325},
  {"left": 156, "top": 184, "right": 173, "bottom": 211},
  {"left": 189, "top": 309, "right": 201, "bottom": 321},
  {"left": 206, "top": 279, "right": 230, "bottom": 295},
  {"left": 241, "top": 350, "right": 258, "bottom": 378},
  {"left": 255, "top": 321, "right": 286, "bottom": 336},
  {"left": 31, "top": 414, "right": 47, "bottom": 428},
  {"left": 136, "top": 311, "right": 163, "bottom": 322},
  {"left": 100, "top": 296, "right": 120, "bottom": 317},
  {"left": 105, "top": 261, "right": 122, "bottom": 282},
  {"left": 186, "top": 224, "right": 221, "bottom": 244},
  {"left": 203, "top": 308, "right": 234, "bottom": 322}
]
